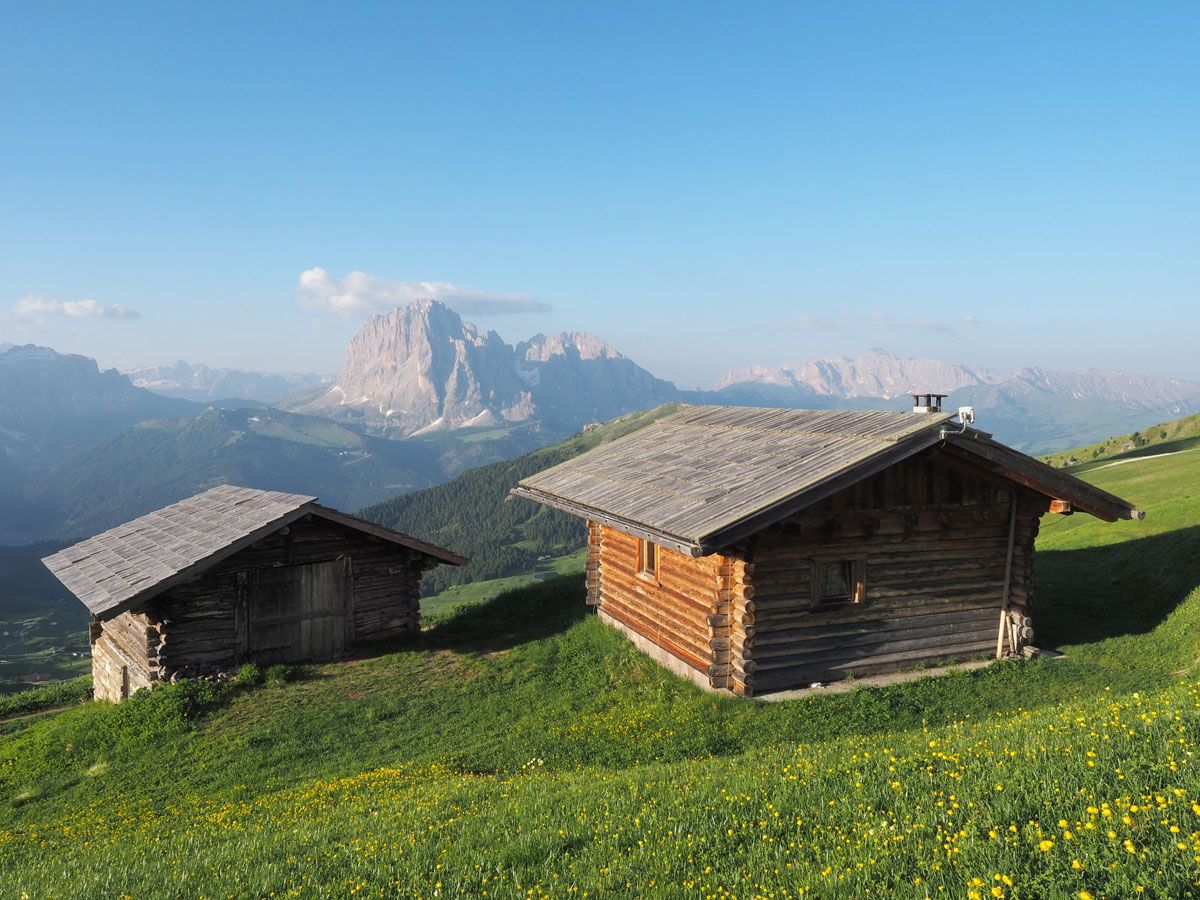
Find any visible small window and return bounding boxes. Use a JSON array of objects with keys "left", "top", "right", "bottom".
[
  {"left": 812, "top": 559, "right": 865, "bottom": 608},
  {"left": 637, "top": 538, "right": 659, "bottom": 580}
]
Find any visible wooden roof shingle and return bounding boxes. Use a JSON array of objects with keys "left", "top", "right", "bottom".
[
  {"left": 512, "top": 405, "right": 1143, "bottom": 556},
  {"left": 44, "top": 484, "right": 466, "bottom": 619}
]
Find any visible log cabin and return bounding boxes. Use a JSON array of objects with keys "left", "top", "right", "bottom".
[
  {"left": 512, "top": 402, "right": 1143, "bottom": 698},
  {"left": 43, "top": 484, "right": 466, "bottom": 702}
]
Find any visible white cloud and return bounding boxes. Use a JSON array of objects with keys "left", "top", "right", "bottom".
[
  {"left": 911, "top": 317, "right": 956, "bottom": 334},
  {"left": 1, "top": 294, "right": 140, "bottom": 324},
  {"left": 796, "top": 314, "right": 834, "bottom": 330},
  {"left": 297, "top": 268, "right": 551, "bottom": 317}
]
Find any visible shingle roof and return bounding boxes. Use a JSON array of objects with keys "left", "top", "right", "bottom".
[
  {"left": 512, "top": 405, "right": 1143, "bottom": 557},
  {"left": 43, "top": 484, "right": 466, "bottom": 619}
]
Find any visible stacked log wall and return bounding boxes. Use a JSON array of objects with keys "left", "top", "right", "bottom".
[
  {"left": 349, "top": 550, "right": 427, "bottom": 639},
  {"left": 722, "top": 553, "right": 756, "bottom": 697},
  {"left": 155, "top": 572, "right": 240, "bottom": 678},
  {"left": 740, "top": 451, "right": 1049, "bottom": 696},
  {"left": 585, "top": 520, "right": 603, "bottom": 606},
  {"left": 593, "top": 525, "right": 722, "bottom": 682},
  {"left": 91, "top": 611, "right": 162, "bottom": 702}
]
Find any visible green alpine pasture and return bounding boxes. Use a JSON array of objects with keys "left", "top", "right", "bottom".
[{"left": 3, "top": 427, "right": 1200, "bottom": 899}]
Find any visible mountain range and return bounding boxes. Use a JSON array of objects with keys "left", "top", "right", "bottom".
[
  {"left": 4, "top": 301, "right": 1200, "bottom": 544},
  {"left": 290, "top": 300, "right": 678, "bottom": 436},
  {"left": 0, "top": 345, "right": 197, "bottom": 473},
  {"left": 711, "top": 348, "right": 1200, "bottom": 452},
  {"left": 123, "top": 361, "right": 333, "bottom": 404},
  {"left": 290, "top": 303, "right": 1200, "bottom": 453}
]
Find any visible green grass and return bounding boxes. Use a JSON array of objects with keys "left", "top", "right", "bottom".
[
  {"left": 3, "top": 571, "right": 1200, "bottom": 899},
  {"left": 420, "top": 547, "right": 587, "bottom": 618},
  {"left": 1041, "top": 410, "right": 1200, "bottom": 471},
  {"left": 3, "top": 424, "right": 1200, "bottom": 898}
]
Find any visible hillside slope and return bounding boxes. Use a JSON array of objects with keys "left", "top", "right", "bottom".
[
  {"left": 2, "top": 430, "right": 1200, "bottom": 896},
  {"left": 0, "top": 345, "right": 199, "bottom": 541},
  {"left": 1040, "top": 410, "right": 1200, "bottom": 471}
]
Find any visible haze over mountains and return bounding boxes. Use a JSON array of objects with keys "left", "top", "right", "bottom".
[
  {"left": 4, "top": 300, "right": 1200, "bottom": 544},
  {"left": 123, "top": 361, "right": 333, "bottom": 404},
  {"left": 0, "top": 345, "right": 196, "bottom": 476},
  {"left": 713, "top": 348, "right": 1200, "bottom": 451}
]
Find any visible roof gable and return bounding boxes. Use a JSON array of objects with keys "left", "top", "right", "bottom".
[
  {"left": 512, "top": 405, "right": 1143, "bottom": 556},
  {"left": 43, "top": 484, "right": 466, "bottom": 619}
]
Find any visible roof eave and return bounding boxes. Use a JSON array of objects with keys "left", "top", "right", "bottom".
[
  {"left": 308, "top": 505, "right": 469, "bottom": 566},
  {"left": 510, "top": 487, "right": 705, "bottom": 558},
  {"left": 943, "top": 432, "right": 1144, "bottom": 522}
]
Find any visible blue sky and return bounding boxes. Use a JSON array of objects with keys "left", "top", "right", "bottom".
[{"left": 1, "top": 2, "right": 1196, "bottom": 387}]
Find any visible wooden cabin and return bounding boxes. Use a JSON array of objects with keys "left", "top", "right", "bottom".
[
  {"left": 513, "top": 404, "right": 1143, "bottom": 698},
  {"left": 43, "top": 485, "right": 466, "bottom": 702}
]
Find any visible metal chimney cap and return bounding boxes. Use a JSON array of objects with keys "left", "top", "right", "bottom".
[{"left": 911, "top": 392, "right": 948, "bottom": 413}]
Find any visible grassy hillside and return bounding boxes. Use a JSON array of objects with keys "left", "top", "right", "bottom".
[
  {"left": 1040, "top": 410, "right": 1200, "bottom": 471},
  {"left": 3, "top": 421, "right": 1200, "bottom": 897},
  {"left": 361, "top": 404, "right": 681, "bottom": 595}
]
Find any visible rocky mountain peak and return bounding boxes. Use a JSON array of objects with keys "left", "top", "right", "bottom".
[
  {"left": 295, "top": 301, "right": 678, "bottom": 436},
  {"left": 518, "top": 331, "right": 624, "bottom": 363}
]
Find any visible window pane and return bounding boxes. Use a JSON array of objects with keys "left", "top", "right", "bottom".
[{"left": 818, "top": 562, "right": 848, "bottom": 599}]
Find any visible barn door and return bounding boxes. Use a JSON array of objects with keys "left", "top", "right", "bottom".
[{"left": 249, "top": 560, "right": 350, "bottom": 664}]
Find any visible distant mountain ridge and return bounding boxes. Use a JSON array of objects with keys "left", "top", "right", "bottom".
[
  {"left": 715, "top": 349, "right": 1005, "bottom": 399},
  {"left": 293, "top": 303, "right": 1200, "bottom": 453},
  {"left": 0, "top": 344, "right": 196, "bottom": 474},
  {"left": 712, "top": 349, "right": 1200, "bottom": 452},
  {"left": 0, "top": 344, "right": 199, "bottom": 542},
  {"left": 291, "top": 300, "right": 678, "bottom": 436},
  {"left": 715, "top": 349, "right": 1200, "bottom": 405},
  {"left": 7, "top": 318, "right": 1200, "bottom": 544},
  {"left": 124, "top": 361, "right": 334, "bottom": 403}
]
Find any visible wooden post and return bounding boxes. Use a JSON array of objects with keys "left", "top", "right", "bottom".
[{"left": 995, "top": 496, "right": 1018, "bottom": 659}]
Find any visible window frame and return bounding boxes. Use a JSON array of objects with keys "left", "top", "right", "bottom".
[
  {"left": 811, "top": 558, "right": 866, "bottom": 609},
  {"left": 637, "top": 538, "right": 660, "bottom": 582}
]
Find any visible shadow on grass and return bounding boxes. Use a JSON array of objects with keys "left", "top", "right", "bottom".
[
  {"left": 422, "top": 573, "right": 590, "bottom": 654},
  {"left": 1037, "top": 524, "right": 1200, "bottom": 647}
]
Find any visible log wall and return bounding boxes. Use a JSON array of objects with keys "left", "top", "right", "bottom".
[
  {"left": 592, "top": 525, "right": 756, "bottom": 692},
  {"left": 739, "top": 451, "right": 1049, "bottom": 696},
  {"left": 593, "top": 525, "right": 721, "bottom": 682},
  {"left": 91, "top": 611, "right": 161, "bottom": 702},
  {"left": 90, "top": 513, "right": 443, "bottom": 700}
]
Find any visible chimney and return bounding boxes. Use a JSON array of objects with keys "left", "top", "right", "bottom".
[{"left": 911, "top": 393, "right": 947, "bottom": 414}]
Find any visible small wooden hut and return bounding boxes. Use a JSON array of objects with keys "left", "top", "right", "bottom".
[
  {"left": 512, "top": 404, "right": 1142, "bottom": 697},
  {"left": 43, "top": 485, "right": 466, "bottom": 702}
]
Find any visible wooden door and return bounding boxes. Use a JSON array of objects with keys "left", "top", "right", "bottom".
[{"left": 249, "top": 560, "right": 350, "bottom": 663}]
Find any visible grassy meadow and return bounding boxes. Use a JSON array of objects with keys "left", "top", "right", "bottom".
[{"left": 3, "top": 438, "right": 1200, "bottom": 898}]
